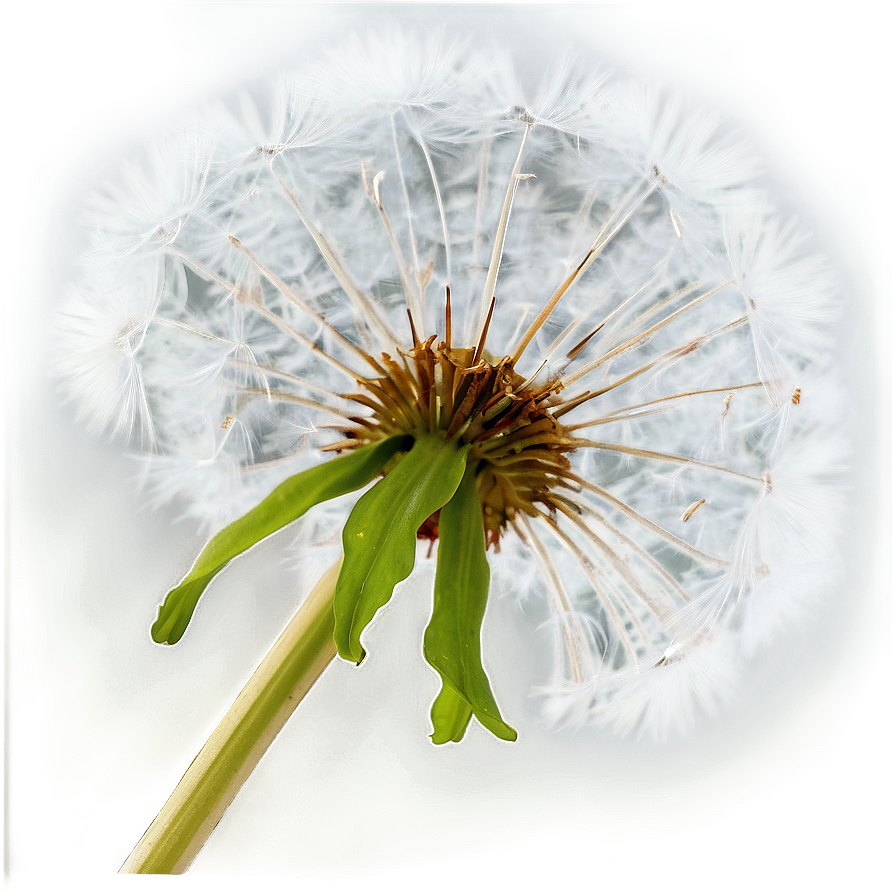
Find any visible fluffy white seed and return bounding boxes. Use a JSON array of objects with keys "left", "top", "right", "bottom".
[{"left": 58, "top": 30, "right": 846, "bottom": 739}]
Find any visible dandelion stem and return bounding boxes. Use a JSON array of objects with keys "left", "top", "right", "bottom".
[{"left": 120, "top": 559, "right": 343, "bottom": 874}]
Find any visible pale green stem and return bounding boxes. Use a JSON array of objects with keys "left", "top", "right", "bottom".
[{"left": 120, "top": 558, "right": 343, "bottom": 874}]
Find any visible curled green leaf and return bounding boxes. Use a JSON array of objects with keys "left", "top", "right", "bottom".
[
  {"left": 334, "top": 433, "right": 469, "bottom": 664},
  {"left": 429, "top": 682, "right": 474, "bottom": 744},
  {"left": 424, "top": 466, "right": 517, "bottom": 744},
  {"left": 151, "top": 435, "right": 410, "bottom": 645}
]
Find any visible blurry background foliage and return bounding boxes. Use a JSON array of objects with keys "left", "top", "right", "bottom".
[{"left": 3, "top": 2, "right": 891, "bottom": 890}]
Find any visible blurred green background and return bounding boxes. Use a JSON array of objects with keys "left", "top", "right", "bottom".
[{"left": 2, "top": 0, "right": 894, "bottom": 894}]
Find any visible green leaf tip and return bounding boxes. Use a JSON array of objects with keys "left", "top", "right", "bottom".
[
  {"left": 151, "top": 572, "right": 218, "bottom": 645},
  {"left": 333, "top": 433, "right": 470, "bottom": 664},
  {"left": 429, "top": 683, "right": 474, "bottom": 744},
  {"left": 424, "top": 467, "right": 517, "bottom": 744},
  {"left": 151, "top": 435, "right": 410, "bottom": 645}
]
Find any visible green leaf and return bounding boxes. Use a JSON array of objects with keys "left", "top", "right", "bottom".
[
  {"left": 334, "top": 433, "right": 469, "bottom": 664},
  {"left": 424, "top": 467, "right": 517, "bottom": 744},
  {"left": 151, "top": 435, "right": 410, "bottom": 645},
  {"left": 429, "top": 682, "right": 474, "bottom": 744}
]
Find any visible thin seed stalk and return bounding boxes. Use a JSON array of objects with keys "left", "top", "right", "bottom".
[{"left": 121, "top": 559, "right": 343, "bottom": 874}]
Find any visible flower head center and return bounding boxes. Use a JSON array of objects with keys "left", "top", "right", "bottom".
[{"left": 334, "top": 335, "right": 580, "bottom": 548}]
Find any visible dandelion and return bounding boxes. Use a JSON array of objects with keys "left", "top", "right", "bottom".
[{"left": 57, "top": 29, "right": 845, "bottom": 873}]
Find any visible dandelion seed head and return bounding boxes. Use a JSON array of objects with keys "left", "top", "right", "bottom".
[{"left": 59, "top": 29, "right": 847, "bottom": 739}]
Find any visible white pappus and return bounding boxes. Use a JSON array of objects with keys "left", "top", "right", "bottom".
[{"left": 56, "top": 29, "right": 847, "bottom": 741}]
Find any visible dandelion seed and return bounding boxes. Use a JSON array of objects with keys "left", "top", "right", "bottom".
[
  {"left": 57, "top": 28, "right": 847, "bottom": 872},
  {"left": 56, "top": 29, "right": 837, "bottom": 734},
  {"left": 682, "top": 498, "right": 706, "bottom": 522}
]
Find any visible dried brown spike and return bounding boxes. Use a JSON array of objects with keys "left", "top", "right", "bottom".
[
  {"left": 567, "top": 324, "right": 603, "bottom": 360},
  {"left": 473, "top": 296, "right": 496, "bottom": 365},
  {"left": 444, "top": 285, "right": 452, "bottom": 350},
  {"left": 341, "top": 322, "right": 581, "bottom": 547},
  {"left": 406, "top": 308, "right": 420, "bottom": 347}
]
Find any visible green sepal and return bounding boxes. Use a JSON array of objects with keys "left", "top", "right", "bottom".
[
  {"left": 334, "top": 433, "right": 469, "bottom": 664},
  {"left": 151, "top": 435, "right": 410, "bottom": 645},
  {"left": 429, "top": 682, "right": 474, "bottom": 744},
  {"left": 424, "top": 466, "right": 517, "bottom": 744}
]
